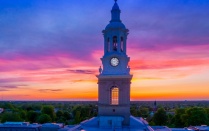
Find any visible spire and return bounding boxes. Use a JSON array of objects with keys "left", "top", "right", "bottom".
[{"left": 110, "top": 0, "right": 121, "bottom": 22}]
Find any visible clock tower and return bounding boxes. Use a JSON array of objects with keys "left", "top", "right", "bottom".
[{"left": 97, "top": 0, "right": 132, "bottom": 126}]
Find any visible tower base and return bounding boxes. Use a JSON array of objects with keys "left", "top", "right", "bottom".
[
  {"left": 99, "top": 105, "right": 130, "bottom": 125},
  {"left": 66, "top": 116, "right": 154, "bottom": 131}
]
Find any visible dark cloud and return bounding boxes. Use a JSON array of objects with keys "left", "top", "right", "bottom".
[
  {"left": 67, "top": 69, "right": 96, "bottom": 74},
  {"left": 0, "top": 84, "right": 27, "bottom": 88},
  {"left": 0, "top": 89, "right": 9, "bottom": 92},
  {"left": 70, "top": 79, "right": 85, "bottom": 84},
  {"left": 0, "top": 78, "right": 28, "bottom": 83},
  {"left": 38, "top": 89, "right": 63, "bottom": 92},
  {"left": 0, "top": 85, "right": 19, "bottom": 89},
  {"left": 0, "top": 84, "right": 27, "bottom": 92}
]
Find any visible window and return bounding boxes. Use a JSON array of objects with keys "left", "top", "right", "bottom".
[
  {"left": 108, "top": 120, "right": 112, "bottom": 125},
  {"left": 111, "top": 87, "right": 119, "bottom": 105},
  {"left": 113, "top": 36, "right": 117, "bottom": 51}
]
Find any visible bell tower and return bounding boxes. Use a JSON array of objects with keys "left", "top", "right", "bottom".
[{"left": 97, "top": 0, "right": 132, "bottom": 126}]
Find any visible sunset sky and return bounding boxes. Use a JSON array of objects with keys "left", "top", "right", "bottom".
[{"left": 0, "top": 0, "right": 209, "bottom": 101}]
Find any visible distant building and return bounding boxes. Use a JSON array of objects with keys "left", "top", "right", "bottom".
[
  {"left": 42, "top": 123, "right": 64, "bottom": 131},
  {"left": 0, "top": 108, "right": 3, "bottom": 113},
  {"left": 154, "top": 101, "right": 157, "bottom": 111},
  {"left": 0, "top": 122, "right": 41, "bottom": 131},
  {"left": 150, "top": 101, "right": 158, "bottom": 117},
  {"left": 0, "top": 122, "right": 64, "bottom": 131},
  {"left": 1, "top": 121, "right": 209, "bottom": 131},
  {"left": 151, "top": 126, "right": 172, "bottom": 131},
  {"left": 192, "top": 125, "right": 209, "bottom": 131}
]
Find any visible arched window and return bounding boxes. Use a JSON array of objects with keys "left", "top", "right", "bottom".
[
  {"left": 121, "top": 37, "right": 124, "bottom": 51},
  {"left": 113, "top": 36, "right": 117, "bottom": 51},
  {"left": 111, "top": 86, "right": 119, "bottom": 105}
]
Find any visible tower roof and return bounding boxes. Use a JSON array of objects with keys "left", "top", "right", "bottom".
[
  {"left": 112, "top": 1, "right": 120, "bottom": 11},
  {"left": 105, "top": 0, "right": 126, "bottom": 30},
  {"left": 105, "top": 22, "right": 125, "bottom": 30}
]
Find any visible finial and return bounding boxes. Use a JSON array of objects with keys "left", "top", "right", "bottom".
[{"left": 114, "top": 0, "right": 117, "bottom": 3}]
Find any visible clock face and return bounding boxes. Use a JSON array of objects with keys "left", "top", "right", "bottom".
[{"left": 110, "top": 57, "right": 119, "bottom": 66}]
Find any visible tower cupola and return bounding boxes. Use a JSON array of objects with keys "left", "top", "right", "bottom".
[
  {"left": 111, "top": 0, "right": 121, "bottom": 22},
  {"left": 101, "top": 0, "right": 130, "bottom": 75},
  {"left": 105, "top": 0, "right": 126, "bottom": 30}
]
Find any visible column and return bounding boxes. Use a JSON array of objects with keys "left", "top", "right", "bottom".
[
  {"left": 124, "top": 37, "right": 127, "bottom": 53},
  {"left": 117, "top": 36, "right": 121, "bottom": 53},
  {"left": 109, "top": 37, "right": 113, "bottom": 52},
  {"left": 104, "top": 36, "right": 107, "bottom": 54}
]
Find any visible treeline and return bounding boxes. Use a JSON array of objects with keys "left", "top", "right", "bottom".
[
  {"left": 130, "top": 105, "right": 209, "bottom": 127},
  {"left": 0, "top": 102, "right": 97, "bottom": 124},
  {"left": 1, "top": 102, "right": 209, "bottom": 127}
]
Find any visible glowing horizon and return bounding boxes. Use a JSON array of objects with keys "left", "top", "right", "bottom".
[{"left": 0, "top": 0, "right": 209, "bottom": 101}]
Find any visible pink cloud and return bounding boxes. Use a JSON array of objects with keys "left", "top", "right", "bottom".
[{"left": 129, "top": 44, "right": 209, "bottom": 70}]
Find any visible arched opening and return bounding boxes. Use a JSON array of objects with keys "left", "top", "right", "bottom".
[
  {"left": 113, "top": 36, "right": 117, "bottom": 51},
  {"left": 121, "top": 37, "right": 124, "bottom": 52},
  {"left": 111, "top": 86, "right": 119, "bottom": 105}
]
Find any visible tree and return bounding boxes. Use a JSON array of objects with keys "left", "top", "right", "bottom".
[
  {"left": 152, "top": 108, "right": 167, "bottom": 125},
  {"left": 41, "top": 105, "right": 55, "bottom": 121},
  {"left": 182, "top": 107, "right": 208, "bottom": 126},
  {"left": 56, "top": 110, "right": 63, "bottom": 120},
  {"left": 3, "top": 103, "right": 14, "bottom": 110},
  {"left": 205, "top": 108, "right": 209, "bottom": 125},
  {"left": 19, "top": 110, "right": 27, "bottom": 121},
  {"left": 167, "top": 114, "right": 175, "bottom": 127},
  {"left": 130, "top": 105, "right": 138, "bottom": 116},
  {"left": 80, "top": 106, "right": 91, "bottom": 120},
  {"left": 56, "top": 110, "right": 63, "bottom": 116},
  {"left": 174, "top": 108, "right": 186, "bottom": 127},
  {"left": 37, "top": 114, "right": 52, "bottom": 124},
  {"left": 1, "top": 112, "right": 22, "bottom": 123},
  {"left": 139, "top": 107, "right": 149, "bottom": 118},
  {"left": 74, "top": 111, "right": 81, "bottom": 124},
  {"left": 27, "top": 111, "right": 39, "bottom": 123},
  {"left": 63, "top": 111, "right": 71, "bottom": 120}
]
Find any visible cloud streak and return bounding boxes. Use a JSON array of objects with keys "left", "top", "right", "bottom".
[
  {"left": 0, "top": 84, "right": 27, "bottom": 92},
  {"left": 67, "top": 69, "right": 96, "bottom": 74},
  {"left": 38, "top": 89, "right": 63, "bottom": 92}
]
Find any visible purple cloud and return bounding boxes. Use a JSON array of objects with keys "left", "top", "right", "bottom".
[
  {"left": 0, "top": 84, "right": 27, "bottom": 92},
  {"left": 38, "top": 89, "right": 63, "bottom": 92},
  {"left": 67, "top": 69, "right": 96, "bottom": 74}
]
